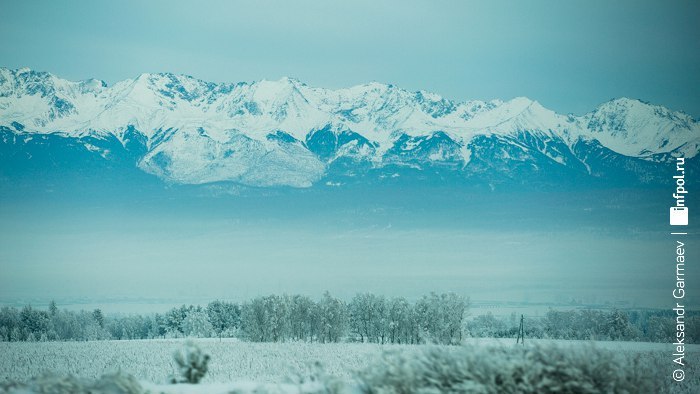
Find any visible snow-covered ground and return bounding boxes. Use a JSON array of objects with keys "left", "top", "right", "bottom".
[
  {"left": 0, "top": 339, "right": 383, "bottom": 384},
  {"left": 0, "top": 338, "right": 697, "bottom": 393}
]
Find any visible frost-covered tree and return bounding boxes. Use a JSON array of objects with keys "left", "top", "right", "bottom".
[
  {"left": 412, "top": 292, "right": 467, "bottom": 344},
  {"left": 606, "top": 309, "right": 634, "bottom": 340},
  {"left": 441, "top": 293, "right": 468, "bottom": 344},
  {"left": 0, "top": 307, "right": 20, "bottom": 341},
  {"left": 20, "top": 305, "right": 49, "bottom": 338},
  {"left": 107, "top": 314, "right": 148, "bottom": 340},
  {"left": 150, "top": 313, "right": 167, "bottom": 338},
  {"left": 349, "top": 293, "right": 379, "bottom": 343},
  {"left": 318, "top": 291, "right": 346, "bottom": 343},
  {"left": 645, "top": 315, "right": 674, "bottom": 342},
  {"left": 76, "top": 310, "right": 110, "bottom": 340},
  {"left": 207, "top": 300, "right": 240, "bottom": 340},
  {"left": 92, "top": 309, "right": 105, "bottom": 328},
  {"left": 241, "top": 295, "right": 290, "bottom": 342},
  {"left": 0, "top": 296, "right": 684, "bottom": 343},
  {"left": 241, "top": 297, "right": 267, "bottom": 342},
  {"left": 52, "top": 310, "right": 80, "bottom": 340},
  {"left": 468, "top": 312, "right": 508, "bottom": 338},
  {"left": 372, "top": 295, "right": 389, "bottom": 344},
  {"left": 167, "top": 306, "right": 186, "bottom": 335},
  {"left": 265, "top": 295, "right": 289, "bottom": 342},
  {"left": 349, "top": 292, "right": 468, "bottom": 344},
  {"left": 573, "top": 309, "right": 606, "bottom": 340},
  {"left": 164, "top": 305, "right": 200, "bottom": 336},
  {"left": 687, "top": 316, "right": 700, "bottom": 344},
  {"left": 287, "top": 295, "right": 318, "bottom": 341},
  {"left": 83, "top": 320, "right": 110, "bottom": 341},
  {"left": 48, "top": 300, "right": 58, "bottom": 316},
  {"left": 182, "top": 310, "right": 214, "bottom": 338},
  {"left": 544, "top": 310, "right": 576, "bottom": 339},
  {"left": 387, "top": 297, "right": 411, "bottom": 344},
  {"left": 10, "top": 327, "right": 21, "bottom": 342}
]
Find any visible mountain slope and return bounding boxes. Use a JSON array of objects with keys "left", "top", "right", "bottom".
[{"left": 1, "top": 68, "right": 697, "bottom": 188}]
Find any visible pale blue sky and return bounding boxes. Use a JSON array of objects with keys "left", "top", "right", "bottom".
[{"left": 1, "top": 0, "right": 699, "bottom": 116}]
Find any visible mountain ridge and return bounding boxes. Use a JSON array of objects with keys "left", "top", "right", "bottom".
[{"left": 1, "top": 67, "right": 698, "bottom": 188}]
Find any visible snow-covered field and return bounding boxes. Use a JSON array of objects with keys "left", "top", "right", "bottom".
[
  {"left": 0, "top": 338, "right": 698, "bottom": 393},
  {"left": 0, "top": 338, "right": 385, "bottom": 384}
]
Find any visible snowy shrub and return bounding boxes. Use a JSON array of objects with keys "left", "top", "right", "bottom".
[
  {"left": 90, "top": 371, "right": 144, "bottom": 394},
  {"left": 286, "top": 361, "right": 346, "bottom": 394},
  {"left": 170, "top": 341, "right": 210, "bottom": 384},
  {"left": 2, "top": 339, "right": 694, "bottom": 393},
  {"left": 0, "top": 371, "right": 143, "bottom": 394},
  {"left": 0, "top": 373, "right": 84, "bottom": 394},
  {"left": 356, "top": 344, "right": 660, "bottom": 394}
]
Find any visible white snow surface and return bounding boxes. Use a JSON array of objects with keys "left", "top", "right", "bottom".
[
  {"left": 1, "top": 68, "right": 698, "bottom": 186},
  {"left": 0, "top": 338, "right": 696, "bottom": 393}
]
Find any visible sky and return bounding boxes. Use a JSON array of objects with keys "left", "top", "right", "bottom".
[{"left": 1, "top": 0, "right": 699, "bottom": 117}]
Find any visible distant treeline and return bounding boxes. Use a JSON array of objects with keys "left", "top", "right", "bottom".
[
  {"left": 470, "top": 309, "right": 699, "bottom": 343},
  {"left": 0, "top": 293, "right": 696, "bottom": 344}
]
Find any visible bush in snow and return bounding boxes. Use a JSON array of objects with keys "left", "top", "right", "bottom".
[
  {"left": 285, "top": 361, "right": 346, "bottom": 394},
  {"left": 90, "top": 372, "right": 144, "bottom": 394},
  {"left": 0, "top": 371, "right": 143, "bottom": 394},
  {"left": 356, "top": 343, "right": 659, "bottom": 394},
  {"left": 170, "top": 341, "right": 210, "bottom": 384}
]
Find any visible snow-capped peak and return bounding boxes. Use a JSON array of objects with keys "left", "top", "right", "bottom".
[
  {"left": 583, "top": 97, "right": 697, "bottom": 156},
  {"left": 0, "top": 67, "right": 697, "bottom": 172}
]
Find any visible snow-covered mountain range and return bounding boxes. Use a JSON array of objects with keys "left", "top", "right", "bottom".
[{"left": 1, "top": 67, "right": 698, "bottom": 188}]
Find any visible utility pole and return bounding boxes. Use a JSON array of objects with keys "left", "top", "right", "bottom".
[{"left": 516, "top": 314, "right": 524, "bottom": 345}]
